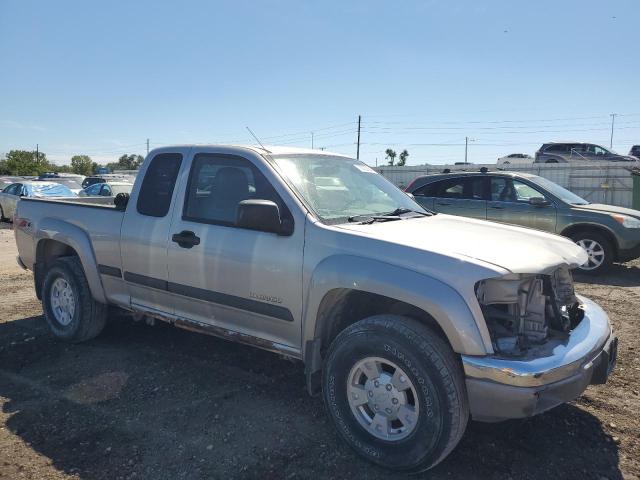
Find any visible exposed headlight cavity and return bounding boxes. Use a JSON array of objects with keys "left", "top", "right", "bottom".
[{"left": 476, "top": 266, "right": 584, "bottom": 356}]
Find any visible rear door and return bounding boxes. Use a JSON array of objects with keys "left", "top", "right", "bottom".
[
  {"left": 120, "top": 149, "right": 188, "bottom": 314},
  {"left": 418, "top": 176, "right": 487, "bottom": 219},
  {"left": 486, "top": 176, "right": 557, "bottom": 232},
  {"left": 165, "top": 149, "right": 305, "bottom": 351}
]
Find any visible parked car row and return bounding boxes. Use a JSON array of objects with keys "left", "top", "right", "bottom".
[
  {"left": 0, "top": 174, "right": 134, "bottom": 222},
  {"left": 497, "top": 143, "right": 640, "bottom": 165},
  {"left": 0, "top": 181, "right": 76, "bottom": 221}
]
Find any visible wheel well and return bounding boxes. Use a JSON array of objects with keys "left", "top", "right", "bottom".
[
  {"left": 316, "top": 289, "right": 448, "bottom": 358},
  {"left": 303, "top": 289, "right": 451, "bottom": 396},
  {"left": 34, "top": 239, "right": 79, "bottom": 299},
  {"left": 561, "top": 224, "right": 619, "bottom": 257}
]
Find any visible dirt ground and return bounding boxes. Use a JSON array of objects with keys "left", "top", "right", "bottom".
[{"left": 0, "top": 222, "right": 638, "bottom": 480}]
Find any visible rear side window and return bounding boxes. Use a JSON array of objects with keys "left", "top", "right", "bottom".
[
  {"left": 424, "top": 177, "right": 486, "bottom": 200},
  {"left": 545, "top": 144, "right": 569, "bottom": 153},
  {"left": 411, "top": 182, "right": 438, "bottom": 197},
  {"left": 137, "top": 153, "right": 183, "bottom": 217}
]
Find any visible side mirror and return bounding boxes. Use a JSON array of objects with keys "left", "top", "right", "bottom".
[
  {"left": 529, "top": 196, "right": 549, "bottom": 207},
  {"left": 405, "top": 192, "right": 415, "bottom": 199},
  {"left": 236, "top": 199, "right": 292, "bottom": 236},
  {"left": 114, "top": 192, "right": 130, "bottom": 210}
]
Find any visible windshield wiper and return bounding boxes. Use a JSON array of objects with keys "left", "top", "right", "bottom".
[
  {"left": 347, "top": 214, "right": 402, "bottom": 224},
  {"left": 382, "top": 207, "right": 429, "bottom": 217}
]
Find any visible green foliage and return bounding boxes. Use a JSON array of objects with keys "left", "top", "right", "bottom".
[
  {"left": 70, "top": 155, "right": 93, "bottom": 176},
  {"left": 398, "top": 149, "right": 409, "bottom": 166},
  {"left": 3, "top": 150, "right": 51, "bottom": 175},
  {"left": 116, "top": 154, "right": 143, "bottom": 170},
  {"left": 385, "top": 148, "right": 397, "bottom": 166},
  {"left": 54, "top": 164, "right": 73, "bottom": 173}
]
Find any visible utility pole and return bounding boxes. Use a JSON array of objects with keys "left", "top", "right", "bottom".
[
  {"left": 146, "top": 138, "right": 150, "bottom": 155},
  {"left": 356, "top": 115, "right": 361, "bottom": 160},
  {"left": 311, "top": 132, "right": 314, "bottom": 149},
  {"left": 464, "top": 136, "right": 468, "bottom": 164},
  {"left": 36, "top": 143, "right": 39, "bottom": 162},
  {"left": 609, "top": 114, "right": 617, "bottom": 149}
]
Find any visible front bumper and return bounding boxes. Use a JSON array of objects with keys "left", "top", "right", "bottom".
[{"left": 461, "top": 295, "right": 617, "bottom": 422}]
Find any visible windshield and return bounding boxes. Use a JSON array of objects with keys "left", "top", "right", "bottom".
[
  {"left": 27, "top": 183, "right": 76, "bottom": 197},
  {"left": 270, "top": 154, "right": 425, "bottom": 224},
  {"left": 528, "top": 176, "right": 589, "bottom": 205}
]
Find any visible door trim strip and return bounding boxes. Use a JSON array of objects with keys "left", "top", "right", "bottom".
[{"left": 123, "top": 271, "right": 294, "bottom": 322}]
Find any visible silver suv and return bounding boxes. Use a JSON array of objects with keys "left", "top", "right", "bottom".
[{"left": 535, "top": 142, "right": 639, "bottom": 164}]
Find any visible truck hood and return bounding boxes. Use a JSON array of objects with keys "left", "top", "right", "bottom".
[
  {"left": 338, "top": 214, "right": 587, "bottom": 274},
  {"left": 572, "top": 203, "right": 640, "bottom": 219}
]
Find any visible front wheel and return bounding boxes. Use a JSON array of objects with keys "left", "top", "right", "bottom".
[
  {"left": 570, "top": 231, "right": 613, "bottom": 274},
  {"left": 42, "top": 257, "right": 107, "bottom": 342},
  {"left": 322, "top": 315, "right": 468, "bottom": 472}
]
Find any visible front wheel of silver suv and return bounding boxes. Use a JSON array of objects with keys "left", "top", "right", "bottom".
[{"left": 322, "top": 315, "right": 468, "bottom": 472}]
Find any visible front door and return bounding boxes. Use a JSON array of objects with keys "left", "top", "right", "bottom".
[
  {"left": 486, "top": 177, "right": 557, "bottom": 232},
  {"left": 166, "top": 151, "right": 304, "bottom": 351}
]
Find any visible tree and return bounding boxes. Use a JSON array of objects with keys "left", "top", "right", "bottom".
[
  {"left": 398, "top": 149, "right": 409, "bottom": 166},
  {"left": 385, "top": 148, "right": 397, "bottom": 166},
  {"left": 116, "top": 154, "right": 144, "bottom": 170},
  {"left": 70, "top": 155, "right": 93, "bottom": 175},
  {"left": 3, "top": 150, "right": 51, "bottom": 175}
]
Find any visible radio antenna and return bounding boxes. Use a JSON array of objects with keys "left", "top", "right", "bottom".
[{"left": 245, "top": 127, "right": 271, "bottom": 153}]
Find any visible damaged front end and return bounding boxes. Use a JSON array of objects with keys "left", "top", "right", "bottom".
[{"left": 476, "top": 265, "right": 585, "bottom": 356}]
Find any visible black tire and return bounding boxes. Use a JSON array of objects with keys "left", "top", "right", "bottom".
[
  {"left": 0, "top": 204, "right": 6, "bottom": 222},
  {"left": 569, "top": 230, "right": 614, "bottom": 275},
  {"left": 322, "top": 315, "right": 468, "bottom": 473},
  {"left": 42, "top": 256, "right": 107, "bottom": 342}
]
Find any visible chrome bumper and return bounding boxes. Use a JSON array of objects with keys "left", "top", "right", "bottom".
[{"left": 461, "top": 295, "right": 617, "bottom": 421}]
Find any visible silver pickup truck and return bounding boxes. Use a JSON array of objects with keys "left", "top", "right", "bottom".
[{"left": 14, "top": 145, "right": 617, "bottom": 472}]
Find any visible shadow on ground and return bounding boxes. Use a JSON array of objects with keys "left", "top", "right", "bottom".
[
  {"left": 574, "top": 262, "right": 640, "bottom": 287},
  {"left": 0, "top": 314, "right": 622, "bottom": 480}
]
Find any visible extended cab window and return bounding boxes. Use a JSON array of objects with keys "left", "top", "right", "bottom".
[
  {"left": 137, "top": 153, "right": 183, "bottom": 217},
  {"left": 183, "top": 154, "right": 285, "bottom": 226}
]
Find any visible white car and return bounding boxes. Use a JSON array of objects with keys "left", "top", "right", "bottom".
[
  {"left": 497, "top": 153, "right": 534, "bottom": 165},
  {"left": 79, "top": 181, "right": 134, "bottom": 198},
  {"left": 0, "top": 181, "right": 76, "bottom": 221}
]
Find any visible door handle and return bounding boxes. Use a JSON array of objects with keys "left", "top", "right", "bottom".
[
  {"left": 436, "top": 202, "right": 452, "bottom": 206},
  {"left": 171, "top": 230, "right": 200, "bottom": 249},
  {"left": 490, "top": 205, "right": 504, "bottom": 210}
]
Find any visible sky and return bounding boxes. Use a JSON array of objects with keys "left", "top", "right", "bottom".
[{"left": 1, "top": 0, "right": 639, "bottom": 166}]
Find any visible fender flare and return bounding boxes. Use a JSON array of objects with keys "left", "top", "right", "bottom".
[
  {"left": 35, "top": 217, "right": 107, "bottom": 304},
  {"left": 302, "top": 255, "right": 490, "bottom": 364}
]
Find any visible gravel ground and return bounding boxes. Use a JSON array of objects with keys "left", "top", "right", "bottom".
[{"left": 0, "top": 223, "right": 638, "bottom": 480}]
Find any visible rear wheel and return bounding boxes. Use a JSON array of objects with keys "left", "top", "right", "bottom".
[
  {"left": 322, "top": 315, "right": 468, "bottom": 472},
  {"left": 0, "top": 204, "right": 6, "bottom": 222},
  {"left": 42, "top": 257, "right": 107, "bottom": 342},
  {"left": 570, "top": 231, "right": 613, "bottom": 274}
]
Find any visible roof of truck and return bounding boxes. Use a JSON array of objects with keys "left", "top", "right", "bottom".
[{"left": 149, "top": 145, "right": 350, "bottom": 158}]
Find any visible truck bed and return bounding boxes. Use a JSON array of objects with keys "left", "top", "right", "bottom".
[{"left": 14, "top": 196, "right": 126, "bottom": 294}]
